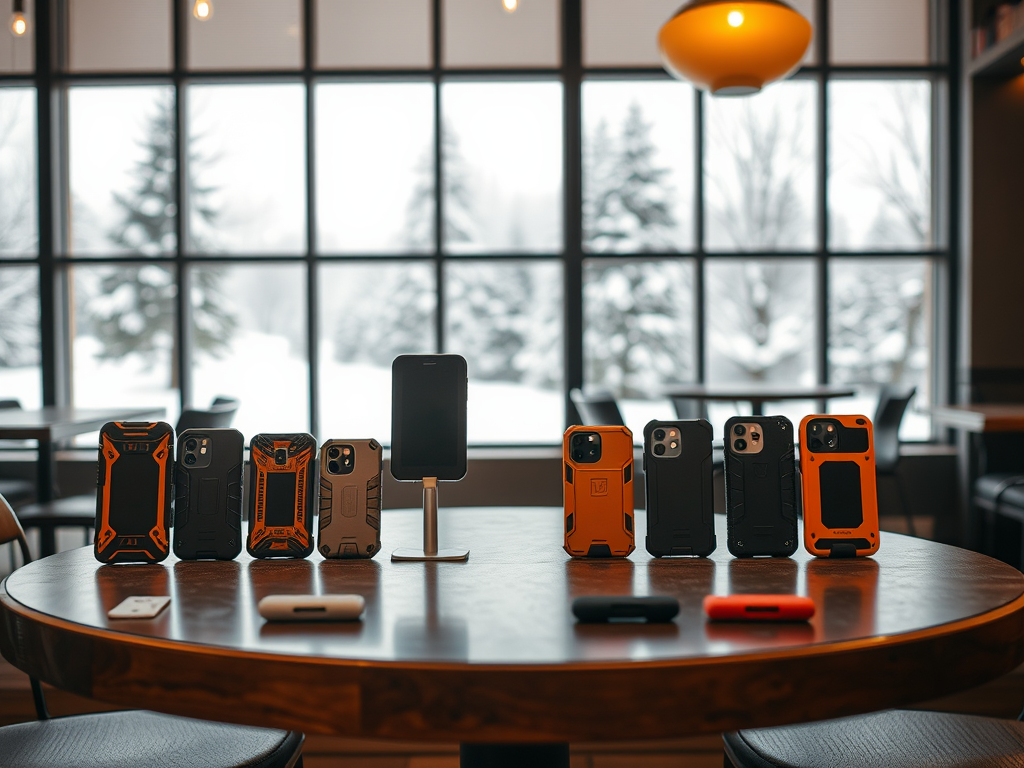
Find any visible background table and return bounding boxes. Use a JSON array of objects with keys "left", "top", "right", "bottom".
[
  {"left": 2, "top": 508, "right": 1023, "bottom": 752},
  {"left": 661, "top": 384, "right": 857, "bottom": 416},
  {"left": 930, "top": 404, "right": 1024, "bottom": 433},
  {"left": 0, "top": 406, "right": 168, "bottom": 503}
]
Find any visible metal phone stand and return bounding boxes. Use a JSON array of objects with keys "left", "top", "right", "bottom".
[{"left": 391, "top": 477, "right": 470, "bottom": 562}]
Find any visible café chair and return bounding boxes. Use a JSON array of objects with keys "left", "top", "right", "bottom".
[
  {"left": 0, "top": 399, "right": 36, "bottom": 507},
  {"left": 670, "top": 396, "right": 709, "bottom": 421},
  {"left": 15, "top": 396, "right": 240, "bottom": 559},
  {"left": 724, "top": 709, "right": 1024, "bottom": 768},
  {"left": 873, "top": 384, "right": 917, "bottom": 536},
  {"left": 0, "top": 492, "right": 306, "bottom": 768},
  {"left": 569, "top": 388, "right": 626, "bottom": 426}
]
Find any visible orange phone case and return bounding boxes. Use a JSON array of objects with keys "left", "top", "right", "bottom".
[
  {"left": 247, "top": 433, "right": 317, "bottom": 559},
  {"left": 563, "top": 425, "right": 635, "bottom": 558},
  {"left": 800, "top": 414, "right": 879, "bottom": 558},
  {"left": 703, "top": 594, "right": 815, "bottom": 621}
]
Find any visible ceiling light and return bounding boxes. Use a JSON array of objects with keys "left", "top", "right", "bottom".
[
  {"left": 659, "top": 0, "right": 812, "bottom": 96},
  {"left": 9, "top": 0, "right": 27, "bottom": 37},
  {"left": 193, "top": 0, "right": 213, "bottom": 21}
]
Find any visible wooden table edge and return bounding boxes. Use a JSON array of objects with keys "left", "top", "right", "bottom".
[{"left": 4, "top": 581, "right": 1024, "bottom": 742}]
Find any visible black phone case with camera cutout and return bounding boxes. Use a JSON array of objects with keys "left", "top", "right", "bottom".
[
  {"left": 318, "top": 439, "right": 382, "bottom": 559},
  {"left": 173, "top": 428, "right": 244, "bottom": 561},
  {"left": 643, "top": 419, "right": 716, "bottom": 557},
  {"left": 724, "top": 416, "right": 798, "bottom": 558}
]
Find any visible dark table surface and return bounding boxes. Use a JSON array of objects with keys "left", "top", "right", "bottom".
[{"left": 2, "top": 508, "right": 1023, "bottom": 742}]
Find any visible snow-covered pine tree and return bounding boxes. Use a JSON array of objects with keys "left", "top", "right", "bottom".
[
  {"left": 87, "top": 91, "right": 235, "bottom": 377},
  {"left": 582, "top": 101, "right": 688, "bottom": 397}
]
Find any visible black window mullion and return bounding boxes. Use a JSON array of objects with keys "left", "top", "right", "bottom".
[
  {"left": 172, "top": 0, "right": 192, "bottom": 412},
  {"left": 816, "top": 0, "right": 830, "bottom": 392},
  {"left": 694, "top": 87, "right": 705, "bottom": 384},
  {"left": 563, "top": 0, "right": 583, "bottom": 426},
  {"left": 304, "top": 0, "right": 318, "bottom": 436},
  {"left": 433, "top": 0, "right": 444, "bottom": 354}
]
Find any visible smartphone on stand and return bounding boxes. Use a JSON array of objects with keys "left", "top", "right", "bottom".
[
  {"left": 800, "top": 414, "right": 880, "bottom": 558},
  {"left": 563, "top": 425, "right": 635, "bottom": 558},
  {"left": 94, "top": 421, "right": 174, "bottom": 564},
  {"left": 724, "top": 415, "right": 798, "bottom": 558},
  {"left": 318, "top": 439, "right": 383, "bottom": 559},
  {"left": 247, "top": 433, "right": 317, "bottom": 559},
  {"left": 643, "top": 419, "right": 716, "bottom": 557},
  {"left": 173, "top": 428, "right": 244, "bottom": 560}
]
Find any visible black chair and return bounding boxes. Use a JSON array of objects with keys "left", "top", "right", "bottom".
[
  {"left": 669, "top": 396, "right": 709, "bottom": 421},
  {"left": 569, "top": 388, "right": 626, "bottom": 426},
  {"left": 873, "top": 384, "right": 917, "bottom": 536},
  {"left": 0, "top": 492, "right": 305, "bottom": 768},
  {"left": 0, "top": 399, "right": 35, "bottom": 507},
  {"left": 16, "top": 397, "right": 240, "bottom": 558},
  {"left": 724, "top": 709, "right": 1024, "bottom": 768}
]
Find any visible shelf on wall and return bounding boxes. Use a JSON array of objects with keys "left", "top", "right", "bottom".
[{"left": 970, "top": 21, "right": 1024, "bottom": 76}]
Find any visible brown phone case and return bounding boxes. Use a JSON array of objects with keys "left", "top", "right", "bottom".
[
  {"left": 800, "top": 414, "right": 879, "bottom": 558},
  {"left": 317, "top": 439, "right": 382, "bottom": 559},
  {"left": 563, "top": 425, "right": 635, "bottom": 558}
]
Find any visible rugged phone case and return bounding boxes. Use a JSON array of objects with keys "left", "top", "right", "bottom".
[
  {"left": 318, "top": 439, "right": 382, "bottom": 559},
  {"left": 800, "top": 414, "right": 880, "bottom": 558},
  {"left": 94, "top": 421, "right": 174, "bottom": 564},
  {"left": 173, "top": 428, "right": 244, "bottom": 560},
  {"left": 643, "top": 419, "right": 716, "bottom": 557},
  {"left": 563, "top": 425, "right": 635, "bottom": 558},
  {"left": 724, "top": 415, "right": 798, "bottom": 558},
  {"left": 247, "top": 433, "right": 317, "bottom": 559}
]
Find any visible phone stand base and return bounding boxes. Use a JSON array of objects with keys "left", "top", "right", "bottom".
[
  {"left": 391, "top": 547, "right": 470, "bottom": 562},
  {"left": 390, "top": 477, "right": 470, "bottom": 562}
]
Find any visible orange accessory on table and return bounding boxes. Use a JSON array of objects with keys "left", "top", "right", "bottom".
[{"left": 703, "top": 594, "right": 815, "bottom": 621}]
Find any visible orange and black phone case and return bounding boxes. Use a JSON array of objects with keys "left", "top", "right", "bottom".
[
  {"left": 318, "top": 438, "right": 382, "bottom": 559},
  {"left": 94, "top": 421, "right": 174, "bottom": 564},
  {"left": 247, "top": 433, "right": 317, "bottom": 559},
  {"left": 563, "top": 425, "right": 635, "bottom": 558},
  {"left": 800, "top": 414, "right": 880, "bottom": 558}
]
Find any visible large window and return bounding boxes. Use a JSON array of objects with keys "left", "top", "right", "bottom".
[{"left": 2, "top": 0, "right": 950, "bottom": 444}]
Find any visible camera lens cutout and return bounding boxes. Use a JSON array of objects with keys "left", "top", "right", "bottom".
[
  {"left": 734, "top": 424, "right": 746, "bottom": 436},
  {"left": 810, "top": 423, "right": 822, "bottom": 435},
  {"left": 328, "top": 447, "right": 340, "bottom": 459},
  {"left": 653, "top": 429, "right": 666, "bottom": 441},
  {"left": 750, "top": 431, "right": 761, "bottom": 441},
  {"left": 328, "top": 460, "right": 340, "bottom": 474},
  {"left": 275, "top": 448, "right": 287, "bottom": 465},
  {"left": 653, "top": 443, "right": 666, "bottom": 455},
  {"left": 734, "top": 438, "right": 747, "bottom": 451},
  {"left": 184, "top": 438, "right": 198, "bottom": 452},
  {"left": 184, "top": 453, "right": 197, "bottom": 465}
]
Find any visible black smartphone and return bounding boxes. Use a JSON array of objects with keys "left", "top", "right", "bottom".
[
  {"left": 724, "top": 415, "right": 798, "bottom": 558},
  {"left": 390, "top": 354, "right": 468, "bottom": 481},
  {"left": 94, "top": 421, "right": 174, "bottom": 564},
  {"left": 643, "top": 419, "right": 716, "bottom": 557},
  {"left": 173, "top": 428, "right": 244, "bottom": 561}
]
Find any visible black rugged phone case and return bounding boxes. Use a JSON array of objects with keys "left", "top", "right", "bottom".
[
  {"left": 173, "top": 428, "right": 244, "bottom": 561},
  {"left": 724, "top": 415, "right": 798, "bottom": 558},
  {"left": 94, "top": 421, "right": 174, "bottom": 564},
  {"left": 643, "top": 419, "right": 716, "bottom": 557}
]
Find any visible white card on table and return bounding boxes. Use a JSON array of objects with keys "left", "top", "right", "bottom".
[{"left": 107, "top": 596, "right": 171, "bottom": 620}]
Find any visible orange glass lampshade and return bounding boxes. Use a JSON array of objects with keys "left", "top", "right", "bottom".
[{"left": 659, "top": 0, "right": 812, "bottom": 96}]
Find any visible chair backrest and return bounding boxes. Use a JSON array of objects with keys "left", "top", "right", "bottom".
[
  {"left": 0, "top": 491, "right": 31, "bottom": 565},
  {"left": 0, "top": 399, "right": 22, "bottom": 410},
  {"left": 569, "top": 388, "right": 626, "bottom": 427},
  {"left": 175, "top": 398, "right": 240, "bottom": 434},
  {"left": 670, "top": 396, "right": 709, "bottom": 421},
  {"left": 873, "top": 384, "right": 916, "bottom": 473}
]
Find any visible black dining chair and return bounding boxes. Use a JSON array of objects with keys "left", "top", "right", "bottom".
[
  {"left": 873, "top": 384, "right": 917, "bottom": 536},
  {"left": 15, "top": 397, "right": 240, "bottom": 559},
  {"left": 0, "top": 492, "right": 305, "bottom": 768},
  {"left": 569, "top": 388, "right": 627, "bottom": 426},
  {"left": 0, "top": 399, "right": 36, "bottom": 507},
  {"left": 724, "top": 708, "right": 1024, "bottom": 768}
]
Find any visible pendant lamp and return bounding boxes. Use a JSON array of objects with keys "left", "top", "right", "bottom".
[{"left": 659, "top": 0, "right": 812, "bottom": 96}]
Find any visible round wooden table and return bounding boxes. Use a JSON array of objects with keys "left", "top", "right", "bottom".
[{"left": 2, "top": 507, "right": 1024, "bottom": 763}]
